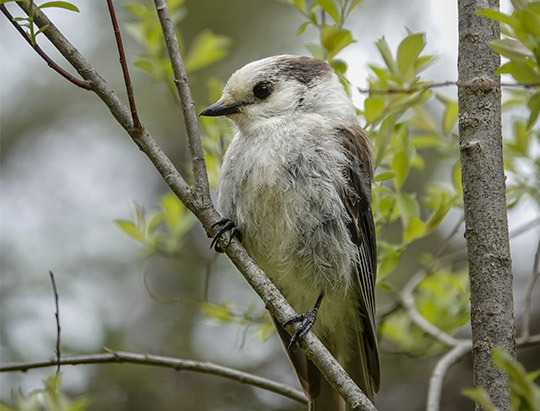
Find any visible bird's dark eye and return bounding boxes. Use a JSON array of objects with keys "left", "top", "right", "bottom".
[{"left": 253, "top": 82, "right": 272, "bottom": 99}]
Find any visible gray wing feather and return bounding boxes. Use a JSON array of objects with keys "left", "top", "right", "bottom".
[{"left": 338, "top": 126, "right": 380, "bottom": 394}]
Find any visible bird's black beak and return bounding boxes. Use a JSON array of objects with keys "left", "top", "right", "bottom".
[{"left": 200, "top": 100, "right": 245, "bottom": 117}]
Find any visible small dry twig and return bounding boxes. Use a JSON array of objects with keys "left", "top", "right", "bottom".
[{"left": 48, "top": 271, "right": 61, "bottom": 375}]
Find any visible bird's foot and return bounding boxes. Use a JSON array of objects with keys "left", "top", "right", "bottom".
[
  {"left": 282, "top": 291, "right": 325, "bottom": 351},
  {"left": 210, "top": 218, "right": 242, "bottom": 252}
]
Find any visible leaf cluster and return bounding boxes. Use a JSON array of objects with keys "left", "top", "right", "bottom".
[
  {"left": 0, "top": 374, "right": 90, "bottom": 411},
  {"left": 115, "top": 193, "right": 195, "bottom": 259},
  {"left": 124, "top": 0, "right": 231, "bottom": 98},
  {"left": 463, "top": 347, "right": 540, "bottom": 411},
  {"left": 0, "top": 0, "right": 78, "bottom": 45},
  {"left": 477, "top": 0, "right": 540, "bottom": 127}
]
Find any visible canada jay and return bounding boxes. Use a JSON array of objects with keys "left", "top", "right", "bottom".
[{"left": 201, "top": 55, "right": 379, "bottom": 410}]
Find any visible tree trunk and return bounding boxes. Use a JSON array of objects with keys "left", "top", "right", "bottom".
[{"left": 457, "top": 0, "right": 516, "bottom": 410}]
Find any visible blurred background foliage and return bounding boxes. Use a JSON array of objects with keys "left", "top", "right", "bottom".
[{"left": 1, "top": 0, "right": 539, "bottom": 410}]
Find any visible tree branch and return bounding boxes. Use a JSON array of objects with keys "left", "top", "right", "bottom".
[
  {"left": 458, "top": 1, "right": 515, "bottom": 409},
  {"left": 0, "top": 350, "right": 307, "bottom": 405},
  {"left": 357, "top": 80, "right": 540, "bottom": 95},
  {"left": 398, "top": 291, "right": 465, "bottom": 348},
  {"left": 9, "top": 4, "right": 376, "bottom": 409},
  {"left": 153, "top": 0, "right": 211, "bottom": 203},
  {"left": 48, "top": 271, "right": 61, "bottom": 375},
  {"left": 0, "top": 4, "right": 90, "bottom": 90},
  {"left": 426, "top": 342, "right": 472, "bottom": 411},
  {"left": 106, "top": 0, "right": 141, "bottom": 129},
  {"left": 424, "top": 334, "right": 540, "bottom": 411}
]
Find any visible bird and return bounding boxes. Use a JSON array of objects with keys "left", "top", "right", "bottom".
[{"left": 200, "top": 54, "right": 380, "bottom": 410}]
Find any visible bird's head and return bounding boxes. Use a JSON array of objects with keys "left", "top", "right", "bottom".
[{"left": 200, "top": 55, "right": 356, "bottom": 131}]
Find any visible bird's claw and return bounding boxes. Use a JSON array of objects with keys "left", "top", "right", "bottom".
[
  {"left": 282, "top": 291, "right": 324, "bottom": 351},
  {"left": 210, "top": 218, "right": 241, "bottom": 252}
]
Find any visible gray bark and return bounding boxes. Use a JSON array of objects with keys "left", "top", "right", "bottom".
[{"left": 457, "top": 1, "right": 516, "bottom": 410}]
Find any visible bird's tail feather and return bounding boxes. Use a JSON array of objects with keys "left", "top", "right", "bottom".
[{"left": 272, "top": 316, "right": 376, "bottom": 410}]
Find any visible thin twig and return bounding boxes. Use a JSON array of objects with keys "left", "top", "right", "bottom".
[
  {"left": 357, "top": 80, "right": 540, "bottom": 95},
  {"left": 399, "top": 292, "right": 464, "bottom": 348},
  {"left": 426, "top": 342, "right": 472, "bottom": 411},
  {"left": 520, "top": 236, "right": 540, "bottom": 339},
  {"left": 48, "top": 271, "right": 61, "bottom": 375},
  {"left": 511, "top": 216, "right": 540, "bottom": 239},
  {"left": 106, "top": 0, "right": 141, "bottom": 130},
  {"left": 425, "top": 333, "right": 540, "bottom": 411},
  {"left": 153, "top": 0, "right": 211, "bottom": 203},
  {"left": 0, "top": 4, "right": 90, "bottom": 90},
  {"left": 0, "top": 350, "right": 307, "bottom": 405}
]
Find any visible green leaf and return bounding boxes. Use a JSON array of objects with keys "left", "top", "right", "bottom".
[
  {"left": 373, "top": 115, "right": 394, "bottom": 168},
  {"left": 36, "top": 1, "right": 80, "bottom": 12},
  {"left": 255, "top": 321, "right": 276, "bottom": 341},
  {"left": 378, "top": 251, "right": 401, "bottom": 280},
  {"left": 364, "top": 97, "right": 385, "bottom": 123},
  {"left": 497, "top": 61, "right": 540, "bottom": 84},
  {"left": 147, "top": 213, "right": 166, "bottom": 234},
  {"left": 160, "top": 194, "right": 184, "bottom": 235},
  {"left": 375, "top": 36, "right": 398, "bottom": 74},
  {"left": 442, "top": 101, "right": 459, "bottom": 135},
  {"left": 315, "top": 0, "right": 341, "bottom": 23},
  {"left": 452, "top": 160, "right": 463, "bottom": 194},
  {"left": 462, "top": 387, "right": 497, "bottom": 411},
  {"left": 184, "top": 30, "right": 231, "bottom": 73},
  {"left": 305, "top": 44, "right": 326, "bottom": 59},
  {"left": 397, "top": 33, "right": 425, "bottom": 78},
  {"left": 489, "top": 38, "right": 534, "bottom": 61},
  {"left": 35, "top": 24, "right": 49, "bottom": 36},
  {"left": 115, "top": 220, "right": 146, "bottom": 243},
  {"left": 392, "top": 151, "right": 411, "bottom": 190},
  {"left": 200, "top": 302, "right": 233, "bottom": 322},
  {"left": 294, "top": 0, "right": 306, "bottom": 12},
  {"left": 374, "top": 171, "right": 396, "bottom": 182},
  {"left": 425, "top": 192, "right": 455, "bottom": 234},
  {"left": 297, "top": 21, "right": 310, "bottom": 35},
  {"left": 377, "top": 281, "right": 395, "bottom": 292},
  {"left": 403, "top": 216, "right": 426, "bottom": 244},
  {"left": 513, "top": 120, "right": 530, "bottom": 154},
  {"left": 411, "top": 134, "right": 441, "bottom": 148},
  {"left": 527, "top": 91, "right": 540, "bottom": 128},
  {"left": 320, "top": 26, "right": 353, "bottom": 59},
  {"left": 346, "top": 0, "right": 364, "bottom": 17},
  {"left": 330, "top": 58, "right": 348, "bottom": 74},
  {"left": 475, "top": 9, "right": 521, "bottom": 30},
  {"left": 396, "top": 192, "right": 420, "bottom": 223},
  {"left": 414, "top": 55, "right": 437, "bottom": 73}
]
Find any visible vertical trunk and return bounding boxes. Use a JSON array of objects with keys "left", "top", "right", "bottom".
[{"left": 457, "top": 1, "right": 516, "bottom": 410}]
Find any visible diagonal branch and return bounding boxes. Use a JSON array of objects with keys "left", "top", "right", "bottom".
[
  {"left": 399, "top": 291, "right": 465, "bottom": 348},
  {"left": 0, "top": 350, "right": 307, "bottom": 405},
  {"left": 153, "top": 0, "right": 211, "bottom": 203},
  {"left": 0, "top": 4, "right": 90, "bottom": 90}
]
